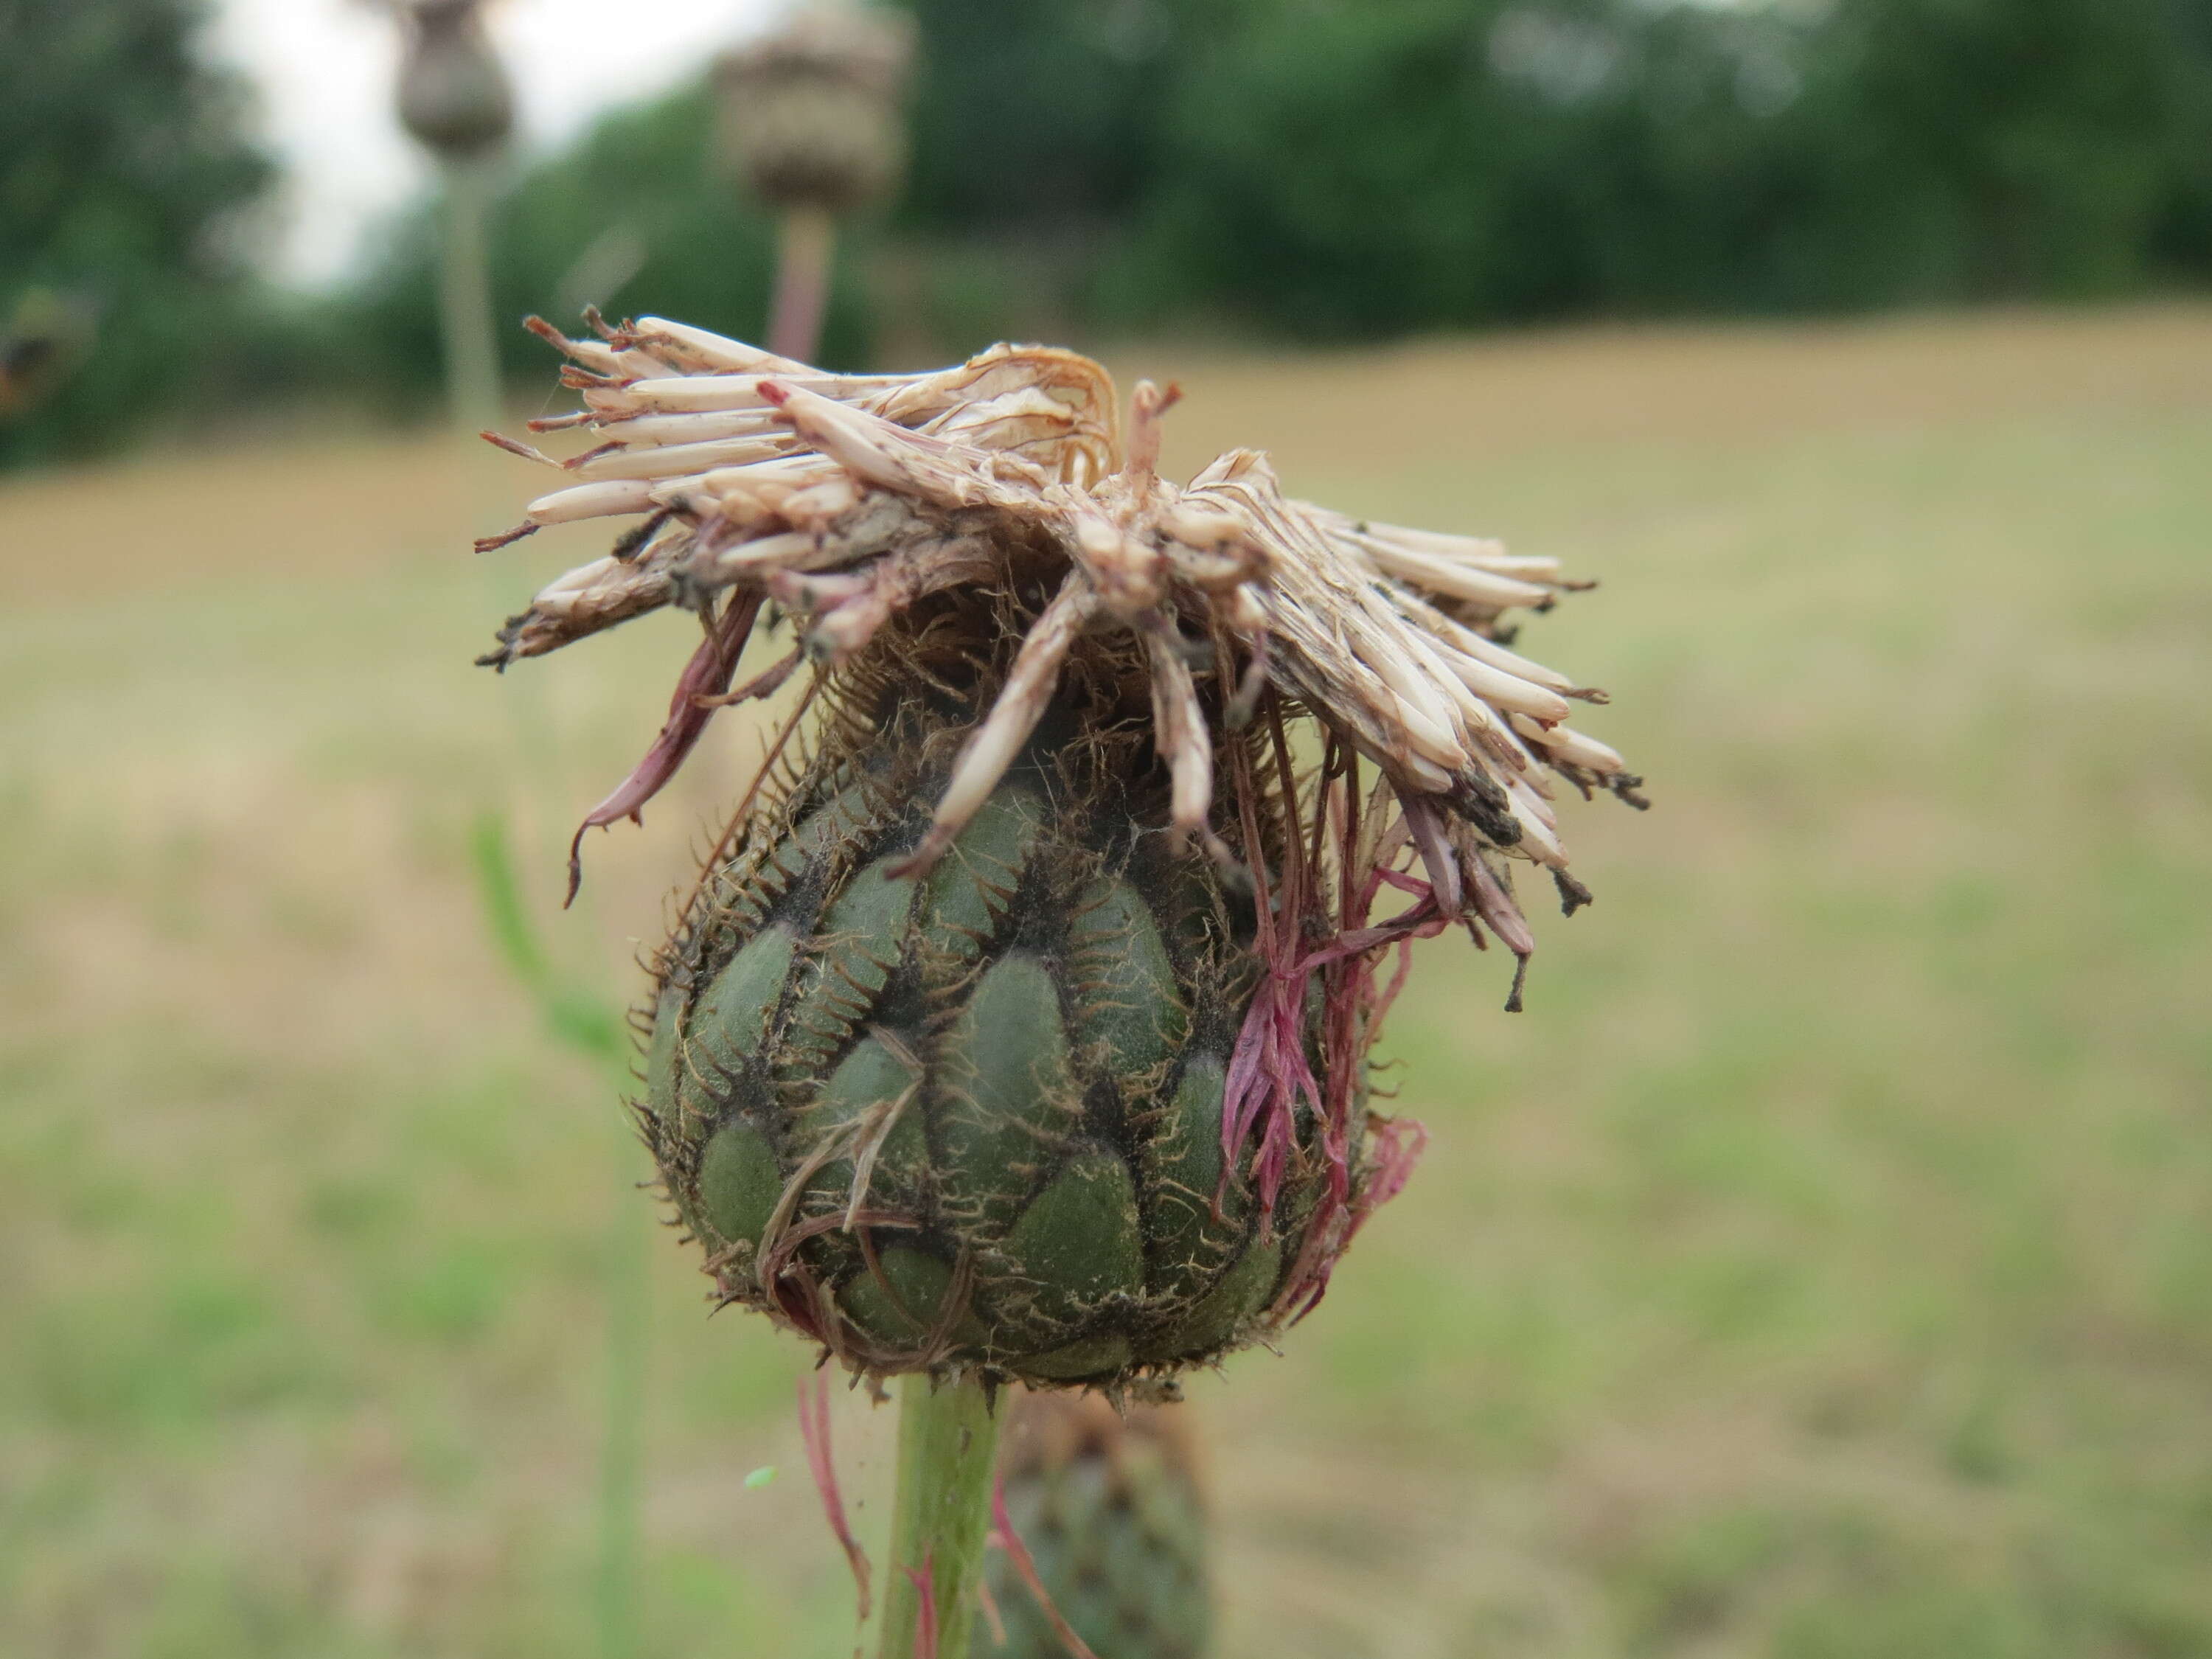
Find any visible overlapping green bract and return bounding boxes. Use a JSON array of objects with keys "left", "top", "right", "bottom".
[{"left": 643, "top": 699, "right": 1345, "bottom": 1390}]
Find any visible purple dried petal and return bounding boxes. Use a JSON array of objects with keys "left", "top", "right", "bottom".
[{"left": 564, "top": 594, "right": 762, "bottom": 904}]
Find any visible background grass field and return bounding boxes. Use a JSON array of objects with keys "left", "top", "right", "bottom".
[{"left": 3, "top": 306, "right": 2208, "bottom": 1659}]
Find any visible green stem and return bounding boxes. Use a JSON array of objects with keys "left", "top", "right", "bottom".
[
  {"left": 878, "top": 1373, "right": 1003, "bottom": 1659},
  {"left": 594, "top": 1127, "right": 650, "bottom": 1659},
  {"left": 438, "top": 155, "right": 502, "bottom": 433}
]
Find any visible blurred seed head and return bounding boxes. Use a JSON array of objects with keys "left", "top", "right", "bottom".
[
  {"left": 395, "top": 0, "right": 515, "bottom": 161},
  {"left": 714, "top": 2, "right": 917, "bottom": 215}
]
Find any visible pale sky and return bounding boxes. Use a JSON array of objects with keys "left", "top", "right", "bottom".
[{"left": 206, "top": 0, "right": 777, "bottom": 286}]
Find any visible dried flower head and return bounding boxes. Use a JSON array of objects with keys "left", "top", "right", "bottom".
[{"left": 476, "top": 313, "right": 1646, "bottom": 1390}]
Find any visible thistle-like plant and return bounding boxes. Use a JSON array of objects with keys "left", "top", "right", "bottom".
[{"left": 474, "top": 312, "right": 1644, "bottom": 1655}]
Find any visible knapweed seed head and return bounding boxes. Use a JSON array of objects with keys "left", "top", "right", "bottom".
[
  {"left": 476, "top": 315, "right": 1645, "bottom": 1395},
  {"left": 714, "top": 1, "right": 916, "bottom": 216},
  {"left": 394, "top": 0, "right": 514, "bottom": 160}
]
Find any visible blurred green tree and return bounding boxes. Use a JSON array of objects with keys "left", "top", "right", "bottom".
[
  {"left": 0, "top": 0, "right": 276, "bottom": 466},
  {"left": 2152, "top": 0, "right": 2212, "bottom": 273},
  {"left": 891, "top": 0, "right": 1206, "bottom": 229},
  {"left": 1808, "top": 0, "right": 2197, "bottom": 299},
  {"left": 1101, "top": 0, "right": 2212, "bottom": 334}
]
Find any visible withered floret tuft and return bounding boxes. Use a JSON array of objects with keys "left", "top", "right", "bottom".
[{"left": 481, "top": 314, "right": 1639, "bottom": 919}]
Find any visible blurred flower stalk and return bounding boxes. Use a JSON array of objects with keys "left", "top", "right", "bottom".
[
  {"left": 394, "top": 0, "right": 515, "bottom": 431},
  {"left": 389, "top": 11, "right": 658, "bottom": 1655},
  {"left": 714, "top": 1, "right": 915, "bottom": 364}
]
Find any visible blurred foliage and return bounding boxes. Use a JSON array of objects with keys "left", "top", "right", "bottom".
[
  {"left": 340, "top": 0, "right": 2212, "bottom": 383},
  {"left": 887, "top": 0, "right": 2212, "bottom": 335},
  {"left": 0, "top": 0, "right": 291, "bottom": 466},
  {"left": 891, "top": 0, "right": 1207, "bottom": 230}
]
